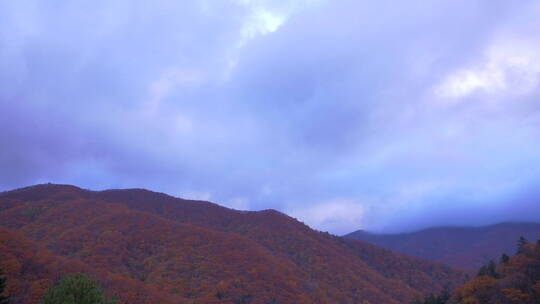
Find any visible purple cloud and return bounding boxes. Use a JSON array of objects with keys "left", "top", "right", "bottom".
[{"left": 1, "top": 0, "right": 540, "bottom": 233}]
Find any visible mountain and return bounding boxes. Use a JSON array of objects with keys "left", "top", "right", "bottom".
[
  {"left": 0, "top": 184, "right": 467, "bottom": 304},
  {"left": 345, "top": 223, "right": 540, "bottom": 271}
]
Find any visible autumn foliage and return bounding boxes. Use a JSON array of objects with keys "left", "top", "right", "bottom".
[
  {"left": 0, "top": 184, "right": 467, "bottom": 303},
  {"left": 451, "top": 239, "right": 540, "bottom": 304}
]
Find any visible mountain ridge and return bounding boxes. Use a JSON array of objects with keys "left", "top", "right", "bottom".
[
  {"left": 0, "top": 183, "right": 467, "bottom": 304},
  {"left": 345, "top": 222, "right": 540, "bottom": 271}
]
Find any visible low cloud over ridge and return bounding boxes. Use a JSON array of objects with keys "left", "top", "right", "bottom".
[{"left": 2, "top": 0, "right": 540, "bottom": 233}]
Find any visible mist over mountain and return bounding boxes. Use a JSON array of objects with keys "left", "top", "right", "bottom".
[
  {"left": 2, "top": 0, "right": 540, "bottom": 234},
  {"left": 346, "top": 222, "right": 540, "bottom": 270}
]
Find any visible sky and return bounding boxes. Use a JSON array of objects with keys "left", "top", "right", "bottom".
[{"left": 1, "top": 0, "right": 540, "bottom": 234}]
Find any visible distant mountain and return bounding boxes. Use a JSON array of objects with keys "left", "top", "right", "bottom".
[
  {"left": 0, "top": 184, "right": 467, "bottom": 304},
  {"left": 345, "top": 222, "right": 540, "bottom": 271}
]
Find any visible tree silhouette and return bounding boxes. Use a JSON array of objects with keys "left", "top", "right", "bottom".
[
  {"left": 412, "top": 288, "right": 450, "bottom": 304},
  {"left": 477, "top": 260, "right": 499, "bottom": 278},
  {"left": 42, "top": 273, "right": 116, "bottom": 304},
  {"left": 0, "top": 270, "right": 9, "bottom": 304},
  {"left": 500, "top": 253, "right": 510, "bottom": 264},
  {"left": 517, "top": 236, "right": 528, "bottom": 254}
]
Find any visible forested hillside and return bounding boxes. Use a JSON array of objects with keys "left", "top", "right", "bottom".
[
  {"left": 414, "top": 237, "right": 540, "bottom": 304},
  {"left": 0, "top": 184, "right": 467, "bottom": 304},
  {"left": 450, "top": 237, "right": 540, "bottom": 303}
]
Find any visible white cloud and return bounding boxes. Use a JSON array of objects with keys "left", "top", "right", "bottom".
[
  {"left": 241, "top": 8, "right": 284, "bottom": 39},
  {"left": 179, "top": 190, "right": 212, "bottom": 201},
  {"left": 434, "top": 39, "right": 540, "bottom": 102},
  {"left": 287, "top": 199, "right": 366, "bottom": 234},
  {"left": 237, "top": 0, "right": 327, "bottom": 39},
  {"left": 222, "top": 0, "right": 325, "bottom": 80},
  {"left": 224, "top": 197, "right": 250, "bottom": 210}
]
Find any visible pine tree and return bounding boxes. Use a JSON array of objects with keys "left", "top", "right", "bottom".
[
  {"left": 42, "top": 273, "right": 116, "bottom": 304},
  {"left": 411, "top": 288, "right": 450, "bottom": 304},
  {"left": 0, "top": 270, "right": 9, "bottom": 304},
  {"left": 500, "top": 253, "right": 510, "bottom": 264},
  {"left": 477, "top": 260, "right": 499, "bottom": 278},
  {"left": 517, "top": 236, "right": 528, "bottom": 254}
]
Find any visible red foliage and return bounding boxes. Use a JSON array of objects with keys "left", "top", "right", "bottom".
[
  {"left": 0, "top": 227, "right": 181, "bottom": 304},
  {"left": 0, "top": 184, "right": 468, "bottom": 303}
]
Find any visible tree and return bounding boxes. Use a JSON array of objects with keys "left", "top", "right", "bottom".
[
  {"left": 517, "top": 236, "right": 528, "bottom": 254},
  {"left": 42, "top": 273, "right": 117, "bottom": 304},
  {"left": 0, "top": 270, "right": 9, "bottom": 304},
  {"left": 500, "top": 253, "right": 510, "bottom": 264},
  {"left": 411, "top": 288, "right": 450, "bottom": 304},
  {"left": 477, "top": 260, "right": 499, "bottom": 278}
]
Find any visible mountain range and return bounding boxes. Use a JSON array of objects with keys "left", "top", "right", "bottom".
[
  {"left": 0, "top": 184, "right": 467, "bottom": 304},
  {"left": 345, "top": 222, "right": 540, "bottom": 271}
]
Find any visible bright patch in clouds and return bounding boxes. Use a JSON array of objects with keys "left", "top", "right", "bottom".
[
  {"left": 237, "top": 0, "right": 326, "bottom": 40},
  {"left": 242, "top": 9, "right": 284, "bottom": 39},
  {"left": 434, "top": 39, "right": 540, "bottom": 102}
]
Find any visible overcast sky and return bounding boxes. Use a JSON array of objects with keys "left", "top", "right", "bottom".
[{"left": 2, "top": 0, "right": 540, "bottom": 234}]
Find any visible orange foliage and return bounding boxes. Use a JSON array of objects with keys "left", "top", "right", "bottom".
[
  {"left": 0, "top": 184, "right": 468, "bottom": 303},
  {"left": 0, "top": 227, "right": 180, "bottom": 304},
  {"left": 451, "top": 242, "right": 540, "bottom": 304}
]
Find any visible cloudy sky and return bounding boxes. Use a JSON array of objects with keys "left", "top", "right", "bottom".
[{"left": 2, "top": 0, "right": 540, "bottom": 234}]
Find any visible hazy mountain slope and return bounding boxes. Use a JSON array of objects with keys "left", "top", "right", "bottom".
[
  {"left": 345, "top": 223, "right": 540, "bottom": 270},
  {"left": 0, "top": 184, "right": 468, "bottom": 303}
]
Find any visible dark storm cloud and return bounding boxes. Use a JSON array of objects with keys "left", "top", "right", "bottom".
[{"left": 1, "top": 0, "right": 540, "bottom": 234}]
